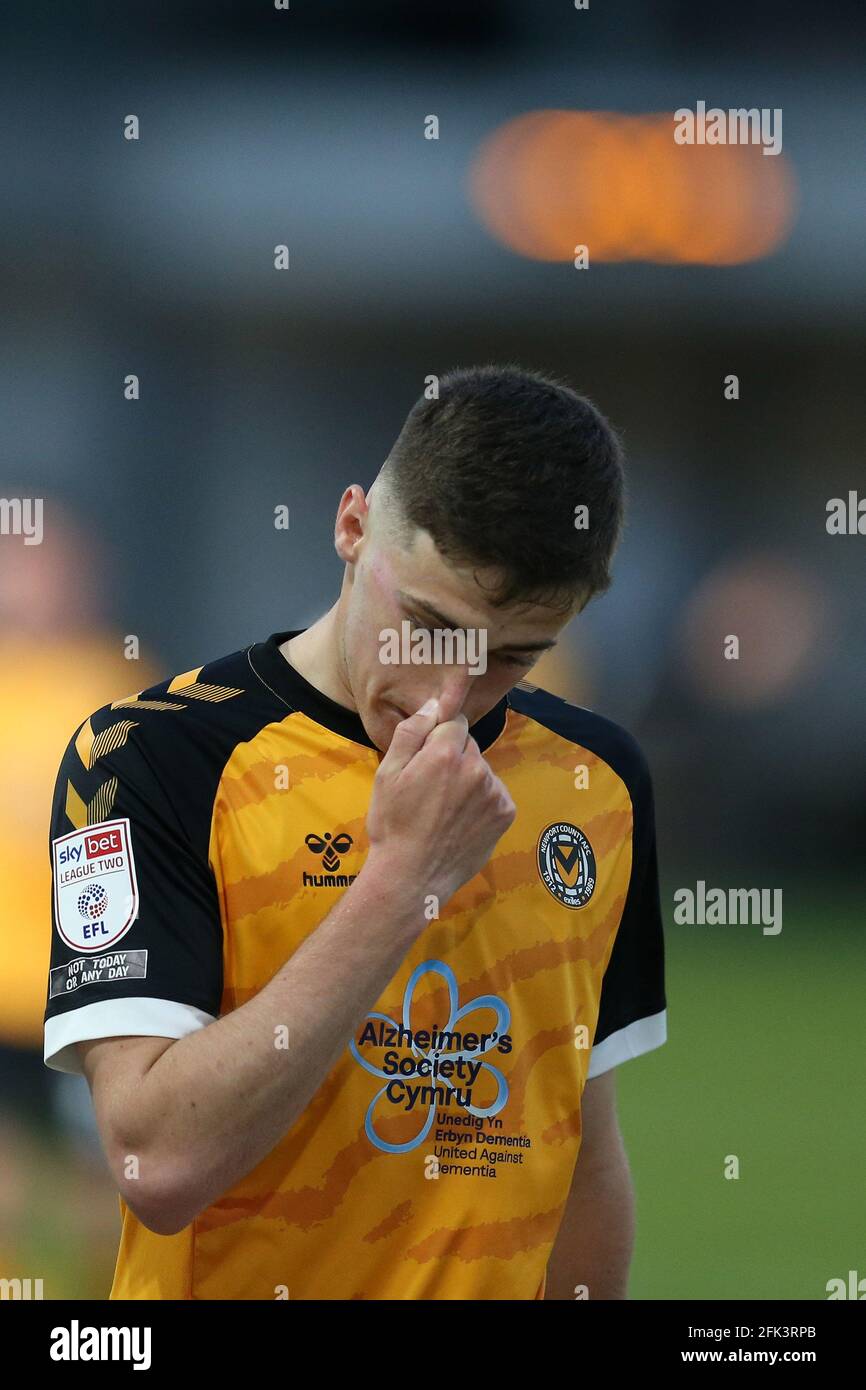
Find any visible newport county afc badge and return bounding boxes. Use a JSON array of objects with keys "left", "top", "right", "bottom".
[{"left": 537, "top": 822, "right": 596, "bottom": 909}]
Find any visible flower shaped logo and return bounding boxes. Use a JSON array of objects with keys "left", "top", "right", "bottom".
[{"left": 349, "top": 958, "right": 510, "bottom": 1154}]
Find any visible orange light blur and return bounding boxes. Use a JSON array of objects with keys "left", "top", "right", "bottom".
[{"left": 468, "top": 110, "right": 797, "bottom": 264}]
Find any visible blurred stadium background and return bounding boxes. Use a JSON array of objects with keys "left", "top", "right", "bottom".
[{"left": 1, "top": 0, "right": 863, "bottom": 1299}]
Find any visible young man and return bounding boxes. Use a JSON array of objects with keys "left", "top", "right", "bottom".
[{"left": 44, "top": 363, "right": 666, "bottom": 1300}]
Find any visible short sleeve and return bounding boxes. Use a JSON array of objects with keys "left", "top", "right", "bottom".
[
  {"left": 587, "top": 747, "right": 667, "bottom": 1078},
  {"left": 43, "top": 715, "right": 223, "bottom": 1074}
]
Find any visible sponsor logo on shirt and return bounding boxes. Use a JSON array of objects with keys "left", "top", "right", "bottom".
[
  {"left": 302, "top": 830, "right": 358, "bottom": 887},
  {"left": 52, "top": 818, "right": 139, "bottom": 950},
  {"left": 350, "top": 959, "right": 513, "bottom": 1155}
]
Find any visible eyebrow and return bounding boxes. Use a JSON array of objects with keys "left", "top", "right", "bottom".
[{"left": 396, "top": 591, "right": 559, "bottom": 655}]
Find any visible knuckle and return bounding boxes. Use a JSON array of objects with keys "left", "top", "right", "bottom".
[{"left": 437, "top": 742, "right": 460, "bottom": 767}]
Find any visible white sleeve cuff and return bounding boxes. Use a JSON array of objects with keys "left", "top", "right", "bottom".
[
  {"left": 44, "top": 997, "right": 217, "bottom": 1075},
  {"left": 586, "top": 1008, "right": 667, "bottom": 1078}
]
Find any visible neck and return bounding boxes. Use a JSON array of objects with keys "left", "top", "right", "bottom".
[{"left": 280, "top": 599, "right": 356, "bottom": 711}]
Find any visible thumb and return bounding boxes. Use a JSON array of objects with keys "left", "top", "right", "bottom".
[{"left": 379, "top": 697, "right": 439, "bottom": 774}]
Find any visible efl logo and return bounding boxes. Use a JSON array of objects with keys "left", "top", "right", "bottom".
[
  {"left": 52, "top": 818, "right": 140, "bottom": 952},
  {"left": 85, "top": 826, "right": 123, "bottom": 859}
]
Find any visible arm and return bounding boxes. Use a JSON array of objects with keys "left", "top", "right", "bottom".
[
  {"left": 80, "top": 849, "right": 428, "bottom": 1235},
  {"left": 543, "top": 1069, "right": 636, "bottom": 1300}
]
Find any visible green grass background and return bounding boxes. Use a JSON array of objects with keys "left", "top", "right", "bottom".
[{"left": 623, "top": 878, "right": 865, "bottom": 1300}]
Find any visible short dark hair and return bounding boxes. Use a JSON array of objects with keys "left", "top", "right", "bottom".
[{"left": 381, "top": 363, "right": 626, "bottom": 612}]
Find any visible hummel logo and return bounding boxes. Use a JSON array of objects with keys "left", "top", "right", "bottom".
[{"left": 304, "top": 831, "right": 353, "bottom": 873}]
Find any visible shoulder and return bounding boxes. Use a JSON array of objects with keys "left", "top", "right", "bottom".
[
  {"left": 506, "top": 680, "right": 652, "bottom": 798},
  {"left": 63, "top": 636, "right": 280, "bottom": 765},
  {"left": 52, "top": 636, "right": 284, "bottom": 849}
]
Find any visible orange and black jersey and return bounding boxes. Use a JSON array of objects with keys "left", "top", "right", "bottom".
[{"left": 44, "top": 629, "right": 666, "bottom": 1300}]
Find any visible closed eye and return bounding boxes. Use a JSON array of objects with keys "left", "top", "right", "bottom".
[{"left": 408, "top": 616, "right": 533, "bottom": 668}]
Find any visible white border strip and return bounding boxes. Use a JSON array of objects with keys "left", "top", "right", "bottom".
[
  {"left": 44, "top": 997, "right": 217, "bottom": 1075},
  {"left": 587, "top": 1009, "right": 667, "bottom": 1078}
]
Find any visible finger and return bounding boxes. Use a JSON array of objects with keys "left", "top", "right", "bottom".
[
  {"left": 424, "top": 712, "right": 470, "bottom": 753},
  {"left": 379, "top": 698, "right": 440, "bottom": 773},
  {"left": 434, "top": 685, "right": 465, "bottom": 725}
]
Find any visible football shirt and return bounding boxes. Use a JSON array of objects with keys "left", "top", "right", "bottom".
[{"left": 44, "top": 629, "right": 666, "bottom": 1299}]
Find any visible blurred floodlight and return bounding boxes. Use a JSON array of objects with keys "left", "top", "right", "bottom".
[{"left": 468, "top": 110, "right": 797, "bottom": 264}]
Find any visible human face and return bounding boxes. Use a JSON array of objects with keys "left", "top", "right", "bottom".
[{"left": 335, "top": 486, "right": 579, "bottom": 751}]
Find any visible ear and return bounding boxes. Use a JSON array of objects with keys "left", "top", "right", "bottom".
[{"left": 334, "top": 485, "right": 369, "bottom": 564}]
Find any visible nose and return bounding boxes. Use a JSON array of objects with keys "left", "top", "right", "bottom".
[{"left": 434, "top": 667, "right": 476, "bottom": 722}]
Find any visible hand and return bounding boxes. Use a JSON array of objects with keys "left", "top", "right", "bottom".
[{"left": 365, "top": 696, "right": 516, "bottom": 907}]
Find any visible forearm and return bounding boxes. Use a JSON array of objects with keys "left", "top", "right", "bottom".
[
  {"left": 544, "top": 1152, "right": 636, "bottom": 1300},
  {"left": 120, "top": 849, "right": 425, "bottom": 1229}
]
